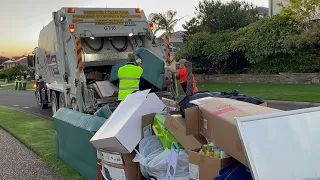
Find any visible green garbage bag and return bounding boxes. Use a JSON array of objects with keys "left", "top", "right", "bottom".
[{"left": 94, "top": 105, "right": 112, "bottom": 119}]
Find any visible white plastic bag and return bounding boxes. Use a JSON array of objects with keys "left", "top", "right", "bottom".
[
  {"left": 146, "top": 149, "right": 189, "bottom": 180},
  {"left": 133, "top": 135, "right": 164, "bottom": 177}
]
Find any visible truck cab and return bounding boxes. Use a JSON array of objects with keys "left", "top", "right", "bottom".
[{"left": 34, "top": 7, "right": 178, "bottom": 114}]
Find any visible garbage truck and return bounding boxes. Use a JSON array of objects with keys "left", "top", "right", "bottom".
[{"left": 33, "top": 7, "right": 178, "bottom": 115}]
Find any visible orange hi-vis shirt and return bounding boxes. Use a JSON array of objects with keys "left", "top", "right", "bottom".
[
  {"left": 193, "top": 76, "right": 199, "bottom": 93},
  {"left": 178, "top": 68, "right": 187, "bottom": 83},
  {"left": 179, "top": 67, "right": 199, "bottom": 93}
]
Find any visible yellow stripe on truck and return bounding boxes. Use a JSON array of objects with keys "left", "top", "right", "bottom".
[
  {"left": 165, "top": 35, "right": 171, "bottom": 66},
  {"left": 76, "top": 38, "right": 84, "bottom": 73}
]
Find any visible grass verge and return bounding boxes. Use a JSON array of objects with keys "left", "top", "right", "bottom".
[
  {"left": 178, "top": 82, "right": 320, "bottom": 102},
  {"left": 0, "top": 107, "right": 84, "bottom": 180}
]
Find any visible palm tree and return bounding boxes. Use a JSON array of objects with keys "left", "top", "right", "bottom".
[{"left": 149, "top": 10, "right": 183, "bottom": 36}]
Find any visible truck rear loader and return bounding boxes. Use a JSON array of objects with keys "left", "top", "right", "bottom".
[{"left": 33, "top": 7, "right": 178, "bottom": 115}]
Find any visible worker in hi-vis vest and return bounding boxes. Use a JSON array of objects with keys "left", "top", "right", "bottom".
[{"left": 117, "top": 53, "right": 143, "bottom": 100}]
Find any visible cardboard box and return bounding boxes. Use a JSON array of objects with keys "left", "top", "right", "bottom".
[
  {"left": 260, "top": 102, "right": 268, "bottom": 107},
  {"left": 185, "top": 97, "right": 282, "bottom": 166},
  {"left": 97, "top": 149, "right": 135, "bottom": 166},
  {"left": 101, "top": 160, "right": 140, "bottom": 180},
  {"left": 164, "top": 112, "right": 207, "bottom": 150},
  {"left": 90, "top": 89, "right": 165, "bottom": 153},
  {"left": 86, "top": 71, "right": 103, "bottom": 80},
  {"left": 188, "top": 149, "right": 232, "bottom": 180}
]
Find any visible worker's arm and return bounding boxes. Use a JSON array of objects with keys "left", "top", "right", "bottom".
[{"left": 166, "top": 67, "right": 179, "bottom": 73}]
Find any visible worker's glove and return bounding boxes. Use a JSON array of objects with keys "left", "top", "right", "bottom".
[{"left": 136, "top": 58, "right": 142, "bottom": 63}]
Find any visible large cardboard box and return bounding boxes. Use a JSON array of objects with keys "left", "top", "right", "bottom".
[
  {"left": 90, "top": 89, "right": 165, "bottom": 153},
  {"left": 164, "top": 112, "right": 207, "bottom": 150},
  {"left": 188, "top": 149, "right": 232, "bottom": 180},
  {"left": 185, "top": 97, "right": 282, "bottom": 166},
  {"left": 101, "top": 160, "right": 140, "bottom": 180},
  {"left": 97, "top": 149, "right": 135, "bottom": 166}
]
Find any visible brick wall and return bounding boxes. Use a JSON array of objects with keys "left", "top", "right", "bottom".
[{"left": 194, "top": 73, "right": 320, "bottom": 84}]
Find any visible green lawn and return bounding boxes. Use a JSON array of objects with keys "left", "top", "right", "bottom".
[
  {"left": 0, "top": 107, "right": 84, "bottom": 180},
  {"left": 0, "top": 83, "right": 34, "bottom": 90},
  {"left": 178, "top": 82, "right": 320, "bottom": 102}
]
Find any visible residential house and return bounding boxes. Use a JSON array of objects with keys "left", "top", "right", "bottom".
[
  {"left": 269, "top": 0, "right": 320, "bottom": 19},
  {"left": 0, "top": 56, "right": 9, "bottom": 70},
  {"left": 3, "top": 56, "right": 28, "bottom": 69},
  {"left": 257, "top": 6, "right": 269, "bottom": 17},
  {"left": 157, "top": 31, "right": 186, "bottom": 60}
]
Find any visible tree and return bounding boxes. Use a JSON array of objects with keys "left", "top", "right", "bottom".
[
  {"left": 149, "top": 10, "right": 182, "bottom": 35},
  {"left": 278, "top": 0, "right": 320, "bottom": 22},
  {"left": 182, "top": 17, "right": 203, "bottom": 41},
  {"left": 284, "top": 21, "right": 320, "bottom": 72},
  {"left": 183, "top": 0, "right": 259, "bottom": 36},
  {"left": 175, "top": 30, "right": 249, "bottom": 73},
  {"left": 231, "top": 15, "right": 303, "bottom": 64},
  {"left": 2, "top": 65, "right": 28, "bottom": 80}
]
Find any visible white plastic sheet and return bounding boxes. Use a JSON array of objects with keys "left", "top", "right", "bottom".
[
  {"left": 133, "top": 136, "right": 164, "bottom": 177},
  {"left": 146, "top": 149, "right": 189, "bottom": 180}
]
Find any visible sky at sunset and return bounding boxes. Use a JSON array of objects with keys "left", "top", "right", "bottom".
[{"left": 0, "top": 0, "right": 268, "bottom": 58}]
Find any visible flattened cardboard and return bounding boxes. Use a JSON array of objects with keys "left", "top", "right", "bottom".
[
  {"left": 102, "top": 161, "right": 140, "bottom": 180},
  {"left": 185, "top": 97, "right": 282, "bottom": 166},
  {"left": 97, "top": 149, "right": 135, "bottom": 166},
  {"left": 90, "top": 90, "right": 165, "bottom": 153},
  {"left": 164, "top": 112, "right": 206, "bottom": 150},
  {"left": 188, "top": 149, "right": 232, "bottom": 180},
  {"left": 141, "top": 113, "right": 156, "bottom": 138}
]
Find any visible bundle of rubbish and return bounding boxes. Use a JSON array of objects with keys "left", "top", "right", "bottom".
[
  {"left": 53, "top": 89, "right": 283, "bottom": 180},
  {"left": 179, "top": 90, "right": 266, "bottom": 118}
]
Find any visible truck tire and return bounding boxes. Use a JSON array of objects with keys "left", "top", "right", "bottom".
[
  {"left": 51, "top": 91, "right": 59, "bottom": 115},
  {"left": 59, "top": 93, "right": 66, "bottom": 109},
  {"left": 35, "top": 90, "right": 48, "bottom": 109}
]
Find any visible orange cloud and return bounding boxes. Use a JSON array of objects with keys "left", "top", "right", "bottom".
[{"left": 1, "top": 43, "right": 35, "bottom": 58}]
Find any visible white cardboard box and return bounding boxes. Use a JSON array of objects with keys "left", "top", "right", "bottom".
[{"left": 90, "top": 89, "right": 165, "bottom": 153}]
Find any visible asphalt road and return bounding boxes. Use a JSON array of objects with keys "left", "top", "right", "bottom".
[
  {"left": 0, "top": 88, "right": 317, "bottom": 119},
  {"left": 0, "top": 89, "right": 52, "bottom": 118}
]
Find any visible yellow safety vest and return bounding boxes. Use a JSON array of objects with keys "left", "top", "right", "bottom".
[{"left": 118, "top": 64, "right": 143, "bottom": 100}]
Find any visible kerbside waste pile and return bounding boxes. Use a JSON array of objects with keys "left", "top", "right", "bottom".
[{"left": 53, "top": 89, "right": 283, "bottom": 180}]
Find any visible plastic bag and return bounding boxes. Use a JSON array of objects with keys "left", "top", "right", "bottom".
[
  {"left": 133, "top": 136, "right": 164, "bottom": 178},
  {"left": 146, "top": 149, "right": 189, "bottom": 180}
]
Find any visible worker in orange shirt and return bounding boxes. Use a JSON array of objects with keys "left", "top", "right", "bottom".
[{"left": 166, "top": 59, "right": 198, "bottom": 94}]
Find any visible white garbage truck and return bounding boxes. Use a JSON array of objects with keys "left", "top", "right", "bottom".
[{"left": 33, "top": 7, "right": 178, "bottom": 115}]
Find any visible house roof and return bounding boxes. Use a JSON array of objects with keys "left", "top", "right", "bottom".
[
  {"left": 256, "top": 6, "right": 269, "bottom": 16},
  {"left": 0, "top": 56, "right": 9, "bottom": 65},
  {"left": 11, "top": 56, "right": 23, "bottom": 60},
  {"left": 158, "top": 31, "right": 187, "bottom": 39},
  {"left": 3, "top": 57, "right": 27, "bottom": 64},
  {"left": 16, "top": 57, "right": 27, "bottom": 63}
]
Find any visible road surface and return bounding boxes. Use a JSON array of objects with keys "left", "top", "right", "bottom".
[
  {"left": 0, "top": 89, "right": 52, "bottom": 118},
  {"left": 0, "top": 88, "right": 317, "bottom": 119}
]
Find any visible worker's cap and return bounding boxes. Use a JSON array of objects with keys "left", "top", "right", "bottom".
[
  {"left": 136, "top": 58, "right": 142, "bottom": 63},
  {"left": 128, "top": 53, "right": 136, "bottom": 62},
  {"left": 178, "top": 59, "right": 188, "bottom": 65}
]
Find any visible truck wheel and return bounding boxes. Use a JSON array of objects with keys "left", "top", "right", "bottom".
[
  {"left": 51, "top": 91, "right": 59, "bottom": 115},
  {"left": 71, "top": 98, "right": 78, "bottom": 111},
  {"left": 36, "top": 90, "right": 48, "bottom": 109},
  {"left": 59, "top": 93, "right": 66, "bottom": 109}
]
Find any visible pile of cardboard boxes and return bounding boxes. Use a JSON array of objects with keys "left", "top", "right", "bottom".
[{"left": 90, "top": 89, "right": 282, "bottom": 179}]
